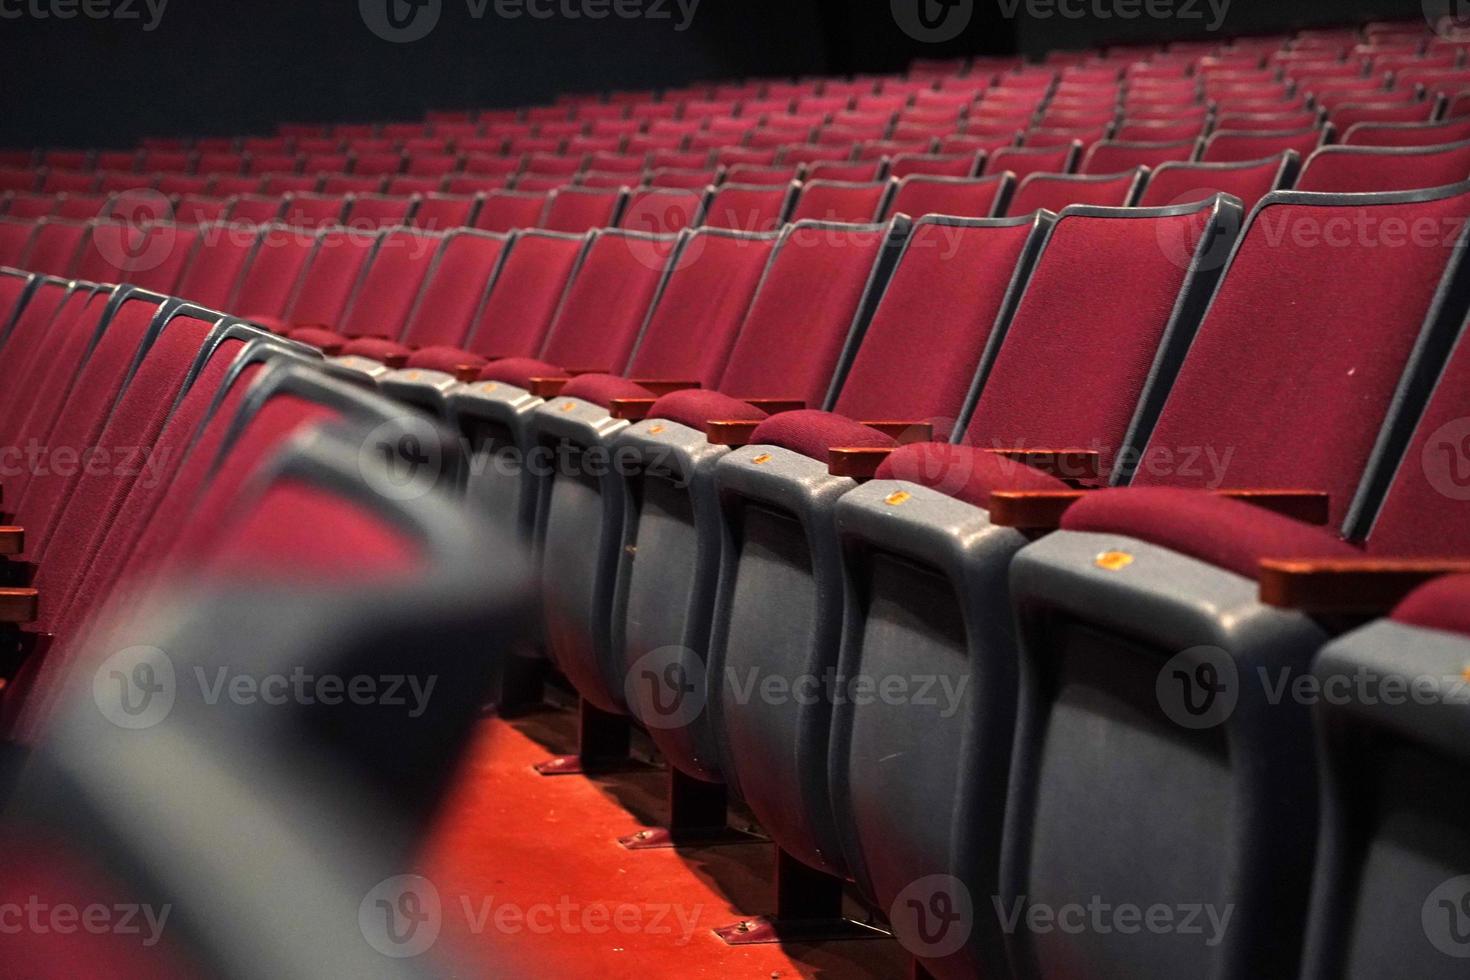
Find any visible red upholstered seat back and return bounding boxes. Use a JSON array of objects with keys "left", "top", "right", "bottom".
[
  {"left": 704, "top": 184, "right": 793, "bottom": 232},
  {"left": 75, "top": 222, "right": 200, "bottom": 293},
  {"left": 1136, "top": 154, "right": 1295, "bottom": 210},
  {"left": 226, "top": 194, "right": 285, "bottom": 225},
  {"left": 283, "top": 227, "right": 377, "bottom": 326},
  {"left": 173, "top": 222, "right": 260, "bottom": 309},
  {"left": 886, "top": 174, "right": 1012, "bottom": 220},
  {"left": 233, "top": 224, "right": 315, "bottom": 320},
  {"left": 203, "top": 478, "right": 426, "bottom": 582},
  {"left": 790, "top": 180, "right": 893, "bottom": 223},
  {"left": 22, "top": 218, "right": 87, "bottom": 276},
  {"left": 1137, "top": 186, "right": 1470, "bottom": 530},
  {"left": 345, "top": 193, "right": 415, "bottom": 230},
  {"left": 1362, "top": 325, "right": 1470, "bottom": 557},
  {"left": 2, "top": 290, "right": 114, "bottom": 463},
  {"left": 833, "top": 216, "right": 1044, "bottom": 436},
  {"left": 282, "top": 192, "right": 348, "bottom": 229},
  {"left": 473, "top": 190, "right": 549, "bottom": 232},
  {"left": 1296, "top": 140, "right": 1470, "bottom": 193},
  {"left": 962, "top": 204, "right": 1218, "bottom": 471},
  {"left": 624, "top": 229, "right": 778, "bottom": 388},
  {"left": 1345, "top": 117, "right": 1470, "bottom": 147},
  {"left": 537, "top": 230, "right": 678, "bottom": 374},
  {"left": 463, "top": 231, "right": 587, "bottom": 359},
  {"left": 0, "top": 218, "right": 36, "bottom": 265},
  {"left": 1082, "top": 139, "right": 1199, "bottom": 174},
  {"left": 541, "top": 187, "right": 625, "bottom": 233},
  {"left": 714, "top": 220, "right": 901, "bottom": 407},
  {"left": 619, "top": 188, "right": 703, "bottom": 235},
  {"left": 337, "top": 228, "right": 441, "bottom": 340},
  {"left": 985, "top": 143, "right": 1081, "bottom": 180},
  {"left": 1005, "top": 170, "right": 1144, "bottom": 216},
  {"left": 412, "top": 193, "right": 478, "bottom": 231},
  {"left": 398, "top": 230, "right": 506, "bottom": 350},
  {"left": 1201, "top": 127, "right": 1327, "bottom": 163}
]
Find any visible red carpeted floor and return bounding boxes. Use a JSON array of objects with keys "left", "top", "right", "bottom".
[{"left": 418, "top": 708, "right": 907, "bottom": 978}]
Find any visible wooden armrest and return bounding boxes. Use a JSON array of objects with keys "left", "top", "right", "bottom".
[
  {"left": 529, "top": 376, "right": 572, "bottom": 398},
  {"left": 706, "top": 420, "right": 763, "bottom": 447},
  {"left": 862, "top": 421, "right": 932, "bottom": 444},
  {"left": 985, "top": 449, "right": 1101, "bottom": 483},
  {"left": 0, "top": 587, "right": 37, "bottom": 624},
  {"left": 380, "top": 352, "right": 409, "bottom": 369},
  {"left": 743, "top": 398, "right": 805, "bottom": 414},
  {"left": 0, "top": 526, "right": 22, "bottom": 557},
  {"left": 628, "top": 379, "right": 701, "bottom": 397},
  {"left": 829, "top": 447, "right": 894, "bottom": 479},
  {"left": 989, "top": 491, "right": 1087, "bottom": 529},
  {"left": 453, "top": 363, "right": 486, "bottom": 383},
  {"left": 1259, "top": 558, "right": 1470, "bottom": 615},
  {"left": 610, "top": 398, "right": 659, "bottom": 421},
  {"left": 1215, "top": 489, "right": 1330, "bottom": 525}
]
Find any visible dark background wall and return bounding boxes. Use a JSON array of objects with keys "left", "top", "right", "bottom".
[{"left": 0, "top": 0, "right": 1428, "bottom": 149}]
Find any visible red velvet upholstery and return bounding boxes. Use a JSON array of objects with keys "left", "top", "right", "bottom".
[
  {"left": 282, "top": 227, "right": 376, "bottom": 327},
  {"left": 648, "top": 388, "right": 769, "bottom": 433},
  {"left": 457, "top": 230, "right": 587, "bottom": 359},
  {"left": 288, "top": 325, "right": 349, "bottom": 350},
  {"left": 0, "top": 218, "right": 36, "bottom": 265},
  {"left": 620, "top": 188, "right": 703, "bottom": 235},
  {"left": 12, "top": 297, "right": 170, "bottom": 559},
  {"left": 338, "top": 336, "right": 412, "bottom": 361},
  {"left": 413, "top": 193, "right": 478, "bottom": 231},
  {"left": 22, "top": 219, "right": 86, "bottom": 277},
  {"left": 1137, "top": 154, "right": 1293, "bottom": 210},
  {"left": 474, "top": 190, "right": 550, "bottom": 232},
  {"left": 1363, "top": 324, "right": 1470, "bottom": 557},
  {"left": 1081, "top": 139, "right": 1199, "bottom": 174},
  {"left": 1005, "top": 170, "right": 1143, "bottom": 216},
  {"left": 1391, "top": 575, "right": 1470, "bottom": 636},
  {"left": 476, "top": 356, "right": 565, "bottom": 387},
  {"left": 1136, "top": 188, "right": 1470, "bottom": 530},
  {"left": 1060, "top": 486, "right": 1359, "bottom": 579},
  {"left": 1345, "top": 117, "right": 1470, "bottom": 147},
  {"left": 335, "top": 227, "right": 440, "bottom": 341},
  {"left": 344, "top": 193, "right": 414, "bottom": 230},
  {"left": 791, "top": 180, "right": 891, "bottom": 223},
  {"left": 205, "top": 478, "right": 425, "bottom": 582},
  {"left": 558, "top": 372, "right": 657, "bottom": 406},
  {"left": 1296, "top": 141, "right": 1470, "bottom": 193},
  {"left": 876, "top": 442, "right": 1071, "bottom": 509},
  {"left": 174, "top": 222, "right": 259, "bottom": 309},
  {"left": 714, "top": 222, "right": 894, "bottom": 407},
  {"left": 233, "top": 225, "right": 315, "bottom": 321},
  {"left": 704, "top": 184, "right": 791, "bottom": 232},
  {"left": 620, "top": 229, "right": 777, "bottom": 388},
  {"left": 0, "top": 284, "right": 75, "bottom": 428},
  {"left": 282, "top": 192, "right": 348, "bottom": 229},
  {"left": 887, "top": 175, "right": 1009, "bottom": 220},
  {"left": 961, "top": 207, "right": 1211, "bottom": 473},
  {"left": 749, "top": 409, "right": 896, "bottom": 463},
  {"left": 833, "top": 217, "right": 1041, "bottom": 436},
  {"left": 985, "top": 143, "right": 1080, "bottom": 180},
  {"left": 541, "top": 187, "right": 625, "bottom": 233},
  {"left": 531, "top": 230, "right": 677, "bottom": 376},
  {"left": 404, "top": 345, "right": 486, "bottom": 373},
  {"left": 1202, "top": 127, "right": 1327, "bottom": 163}
]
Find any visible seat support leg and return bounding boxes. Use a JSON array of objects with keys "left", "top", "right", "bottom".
[
  {"left": 619, "top": 769, "right": 767, "bottom": 849},
  {"left": 713, "top": 846, "right": 891, "bottom": 944},
  {"left": 532, "top": 698, "right": 657, "bottom": 776}
]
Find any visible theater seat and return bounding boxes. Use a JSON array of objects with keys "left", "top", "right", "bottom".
[
  {"left": 1004, "top": 169, "right": 1147, "bottom": 215},
  {"left": 1295, "top": 139, "right": 1470, "bottom": 192},
  {"left": 1135, "top": 152, "right": 1299, "bottom": 210}
]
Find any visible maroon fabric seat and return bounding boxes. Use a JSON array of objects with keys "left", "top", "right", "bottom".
[
  {"left": 644, "top": 387, "right": 771, "bottom": 433},
  {"left": 173, "top": 221, "right": 260, "bottom": 309},
  {"left": 984, "top": 142, "right": 1082, "bottom": 180},
  {"left": 1201, "top": 127, "right": 1331, "bottom": 163},
  {"left": 1391, "top": 575, "right": 1470, "bottom": 636},
  {"left": 703, "top": 183, "right": 795, "bottom": 232},
  {"left": 1135, "top": 153, "right": 1298, "bottom": 210},
  {"left": 1081, "top": 139, "right": 1199, "bottom": 174},
  {"left": 1295, "top": 140, "right": 1470, "bottom": 193},
  {"left": 403, "top": 229, "right": 587, "bottom": 371},
  {"left": 232, "top": 223, "right": 316, "bottom": 322},
  {"left": 473, "top": 190, "right": 550, "bottom": 232},
  {"left": 540, "top": 186, "right": 626, "bottom": 233},
  {"left": 876, "top": 442, "right": 1073, "bottom": 509},
  {"left": 790, "top": 180, "right": 895, "bottom": 223},
  {"left": 1005, "top": 169, "right": 1146, "bottom": 215},
  {"left": 746, "top": 409, "right": 898, "bottom": 463}
]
